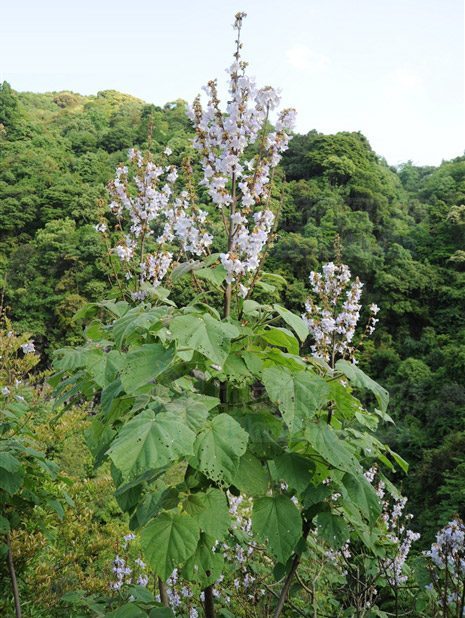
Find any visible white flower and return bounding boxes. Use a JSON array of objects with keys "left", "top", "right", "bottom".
[
  {"left": 304, "top": 262, "right": 376, "bottom": 363},
  {"left": 239, "top": 284, "right": 249, "bottom": 298},
  {"left": 107, "top": 147, "right": 212, "bottom": 300},
  {"left": 189, "top": 14, "right": 294, "bottom": 285},
  {"left": 21, "top": 341, "right": 35, "bottom": 354}
]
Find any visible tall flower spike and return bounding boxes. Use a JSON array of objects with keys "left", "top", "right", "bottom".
[
  {"left": 188, "top": 12, "right": 296, "bottom": 287},
  {"left": 303, "top": 261, "right": 379, "bottom": 364},
  {"left": 102, "top": 148, "right": 212, "bottom": 300},
  {"left": 363, "top": 468, "right": 420, "bottom": 587}
]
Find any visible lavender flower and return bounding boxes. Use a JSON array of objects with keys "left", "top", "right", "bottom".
[
  {"left": 21, "top": 341, "right": 35, "bottom": 354},
  {"left": 103, "top": 147, "right": 212, "bottom": 298},
  {"left": 303, "top": 261, "right": 379, "bottom": 364},
  {"left": 189, "top": 12, "right": 295, "bottom": 286}
]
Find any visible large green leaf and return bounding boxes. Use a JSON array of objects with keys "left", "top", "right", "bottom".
[
  {"left": 82, "top": 348, "right": 107, "bottom": 388},
  {"left": 141, "top": 512, "right": 200, "bottom": 580},
  {"left": 274, "top": 453, "right": 315, "bottom": 494},
  {"left": 336, "top": 360, "right": 389, "bottom": 413},
  {"left": 273, "top": 304, "right": 308, "bottom": 342},
  {"left": 182, "top": 533, "right": 224, "bottom": 586},
  {"left": 170, "top": 313, "right": 239, "bottom": 366},
  {"left": 0, "top": 515, "right": 10, "bottom": 534},
  {"left": 263, "top": 367, "right": 329, "bottom": 431},
  {"left": 195, "top": 265, "right": 227, "bottom": 287},
  {"left": 0, "top": 452, "right": 23, "bottom": 495},
  {"left": 100, "top": 378, "right": 124, "bottom": 415},
  {"left": 120, "top": 344, "right": 174, "bottom": 394},
  {"left": 388, "top": 447, "right": 409, "bottom": 473},
  {"left": 129, "top": 487, "right": 179, "bottom": 530},
  {"left": 302, "top": 483, "right": 332, "bottom": 508},
  {"left": 53, "top": 347, "right": 88, "bottom": 372},
  {"left": 190, "top": 414, "right": 248, "bottom": 484},
  {"left": 84, "top": 418, "right": 116, "bottom": 465},
  {"left": 260, "top": 327, "right": 299, "bottom": 355},
  {"left": 112, "top": 306, "right": 167, "bottom": 348},
  {"left": 328, "top": 380, "right": 362, "bottom": 420},
  {"left": 99, "top": 299, "right": 130, "bottom": 318},
  {"left": 105, "top": 604, "right": 148, "bottom": 618},
  {"left": 315, "top": 512, "right": 349, "bottom": 548},
  {"left": 183, "top": 488, "right": 230, "bottom": 539},
  {"left": 305, "top": 421, "right": 361, "bottom": 474},
  {"left": 232, "top": 451, "right": 269, "bottom": 496},
  {"left": 234, "top": 410, "right": 282, "bottom": 458},
  {"left": 253, "top": 496, "right": 302, "bottom": 563},
  {"left": 342, "top": 473, "right": 381, "bottom": 525},
  {"left": 108, "top": 410, "right": 195, "bottom": 481},
  {"left": 149, "top": 609, "right": 175, "bottom": 617},
  {"left": 164, "top": 394, "right": 219, "bottom": 432}
]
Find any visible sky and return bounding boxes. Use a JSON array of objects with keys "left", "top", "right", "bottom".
[{"left": 1, "top": 0, "right": 463, "bottom": 166}]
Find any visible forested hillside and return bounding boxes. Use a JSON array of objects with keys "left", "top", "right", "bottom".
[{"left": 1, "top": 76, "right": 465, "bottom": 550}]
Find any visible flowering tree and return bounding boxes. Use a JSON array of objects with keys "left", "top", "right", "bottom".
[{"left": 53, "top": 13, "right": 406, "bottom": 618}]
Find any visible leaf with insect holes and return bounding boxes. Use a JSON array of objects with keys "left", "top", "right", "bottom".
[
  {"left": 190, "top": 414, "right": 248, "bottom": 484},
  {"left": 108, "top": 410, "right": 195, "bottom": 481}
]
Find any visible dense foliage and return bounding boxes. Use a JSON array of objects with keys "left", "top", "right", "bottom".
[{"left": 1, "top": 78, "right": 464, "bottom": 544}]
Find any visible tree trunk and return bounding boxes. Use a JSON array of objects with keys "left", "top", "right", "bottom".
[{"left": 203, "top": 583, "right": 216, "bottom": 618}]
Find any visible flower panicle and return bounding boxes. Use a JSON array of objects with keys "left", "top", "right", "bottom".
[
  {"left": 303, "top": 261, "right": 380, "bottom": 364},
  {"left": 99, "top": 148, "right": 212, "bottom": 299},
  {"left": 188, "top": 12, "right": 295, "bottom": 287}
]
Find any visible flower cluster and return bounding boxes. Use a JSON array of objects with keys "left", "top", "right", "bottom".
[
  {"left": 426, "top": 519, "right": 465, "bottom": 573},
  {"left": 151, "top": 567, "right": 228, "bottom": 616},
  {"left": 110, "top": 533, "right": 149, "bottom": 591},
  {"left": 155, "top": 568, "right": 201, "bottom": 617},
  {"left": 107, "top": 496, "right": 274, "bottom": 616},
  {"left": 423, "top": 519, "right": 465, "bottom": 614},
  {"left": 188, "top": 11, "right": 295, "bottom": 288},
  {"left": 21, "top": 341, "right": 35, "bottom": 354},
  {"left": 0, "top": 320, "right": 39, "bottom": 400},
  {"left": 223, "top": 492, "right": 267, "bottom": 603},
  {"left": 365, "top": 467, "right": 420, "bottom": 587},
  {"left": 303, "top": 261, "right": 379, "bottom": 364},
  {"left": 99, "top": 147, "right": 212, "bottom": 300}
]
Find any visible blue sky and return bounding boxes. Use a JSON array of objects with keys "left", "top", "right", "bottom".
[{"left": 1, "top": 0, "right": 463, "bottom": 165}]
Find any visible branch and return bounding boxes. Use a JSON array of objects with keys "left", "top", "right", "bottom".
[
  {"left": 7, "top": 534, "right": 22, "bottom": 618},
  {"left": 273, "top": 520, "right": 311, "bottom": 618}
]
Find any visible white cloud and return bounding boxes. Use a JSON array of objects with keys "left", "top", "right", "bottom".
[{"left": 286, "top": 45, "right": 330, "bottom": 73}]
